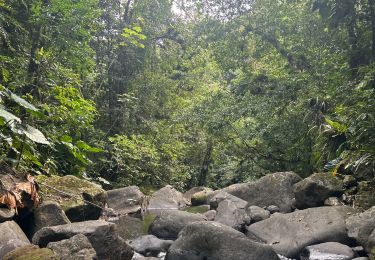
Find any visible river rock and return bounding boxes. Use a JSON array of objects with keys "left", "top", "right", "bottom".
[
  {"left": 32, "top": 201, "right": 71, "bottom": 235},
  {"left": 2, "top": 245, "right": 57, "bottom": 260},
  {"left": 203, "top": 210, "right": 216, "bottom": 221},
  {"left": 149, "top": 210, "right": 206, "bottom": 239},
  {"left": 47, "top": 234, "right": 97, "bottom": 260},
  {"left": 300, "top": 242, "right": 356, "bottom": 260},
  {"left": 247, "top": 205, "right": 270, "bottom": 223},
  {"left": 346, "top": 206, "right": 375, "bottom": 258},
  {"left": 183, "top": 187, "right": 212, "bottom": 206},
  {"left": 32, "top": 220, "right": 133, "bottom": 260},
  {"left": 246, "top": 206, "right": 356, "bottom": 258},
  {"left": 0, "top": 208, "right": 15, "bottom": 222},
  {"left": 111, "top": 215, "right": 147, "bottom": 240},
  {"left": 222, "top": 171, "right": 302, "bottom": 212},
  {"left": 354, "top": 181, "right": 375, "bottom": 210},
  {"left": 128, "top": 235, "right": 172, "bottom": 256},
  {"left": 165, "top": 221, "right": 279, "bottom": 260},
  {"left": 214, "top": 197, "right": 250, "bottom": 231},
  {"left": 36, "top": 175, "right": 107, "bottom": 222},
  {"left": 0, "top": 221, "right": 31, "bottom": 259},
  {"left": 266, "top": 205, "right": 280, "bottom": 214},
  {"left": 107, "top": 186, "right": 144, "bottom": 215},
  {"left": 293, "top": 172, "right": 343, "bottom": 209},
  {"left": 148, "top": 185, "right": 188, "bottom": 211}
]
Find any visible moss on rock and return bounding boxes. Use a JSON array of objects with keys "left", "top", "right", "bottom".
[
  {"left": 3, "top": 245, "right": 57, "bottom": 260},
  {"left": 36, "top": 175, "right": 107, "bottom": 222}
]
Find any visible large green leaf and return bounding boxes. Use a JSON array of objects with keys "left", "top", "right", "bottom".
[
  {"left": 0, "top": 106, "right": 21, "bottom": 123},
  {"left": 22, "top": 125, "right": 50, "bottom": 145},
  {"left": 9, "top": 92, "right": 39, "bottom": 112}
]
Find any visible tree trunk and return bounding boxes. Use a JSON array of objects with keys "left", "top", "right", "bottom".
[{"left": 198, "top": 140, "right": 213, "bottom": 186}]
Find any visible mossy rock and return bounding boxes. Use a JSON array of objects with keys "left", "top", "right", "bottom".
[
  {"left": 191, "top": 190, "right": 217, "bottom": 206},
  {"left": 36, "top": 175, "right": 107, "bottom": 222},
  {"left": 3, "top": 245, "right": 57, "bottom": 260}
]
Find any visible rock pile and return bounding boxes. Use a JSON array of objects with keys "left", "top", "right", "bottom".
[{"left": 0, "top": 171, "right": 374, "bottom": 260}]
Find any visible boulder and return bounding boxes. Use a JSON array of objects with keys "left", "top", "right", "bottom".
[
  {"left": 191, "top": 190, "right": 217, "bottom": 206},
  {"left": 32, "top": 201, "right": 71, "bottom": 235},
  {"left": 111, "top": 215, "right": 148, "bottom": 240},
  {"left": 214, "top": 196, "right": 250, "bottom": 231},
  {"left": 209, "top": 191, "right": 247, "bottom": 209},
  {"left": 36, "top": 175, "right": 107, "bottom": 222},
  {"left": 247, "top": 205, "right": 270, "bottom": 223},
  {"left": 0, "top": 208, "right": 15, "bottom": 222},
  {"left": 149, "top": 210, "right": 206, "bottom": 240},
  {"left": 222, "top": 172, "right": 302, "bottom": 212},
  {"left": 183, "top": 187, "right": 212, "bottom": 206},
  {"left": 32, "top": 220, "right": 134, "bottom": 260},
  {"left": 0, "top": 221, "right": 30, "bottom": 259},
  {"left": 128, "top": 235, "right": 172, "bottom": 257},
  {"left": 47, "top": 234, "right": 97, "bottom": 260},
  {"left": 2, "top": 245, "right": 57, "bottom": 260},
  {"left": 107, "top": 186, "right": 144, "bottom": 215},
  {"left": 293, "top": 172, "right": 343, "bottom": 209},
  {"left": 165, "top": 221, "right": 279, "bottom": 260},
  {"left": 203, "top": 210, "right": 216, "bottom": 221},
  {"left": 147, "top": 185, "right": 188, "bottom": 211},
  {"left": 246, "top": 206, "right": 356, "bottom": 258},
  {"left": 266, "top": 205, "right": 280, "bottom": 214},
  {"left": 346, "top": 206, "right": 375, "bottom": 258},
  {"left": 354, "top": 181, "right": 375, "bottom": 210},
  {"left": 300, "top": 242, "right": 356, "bottom": 260}
]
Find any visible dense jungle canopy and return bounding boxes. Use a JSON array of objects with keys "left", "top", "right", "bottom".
[{"left": 0, "top": 0, "right": 374, "bottom": 191}]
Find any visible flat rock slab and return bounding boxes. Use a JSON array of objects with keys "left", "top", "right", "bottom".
[
  {"left": 32, "top": 220, "right": 133, "bottom": 260},
  {"left": 222, "top": 172, "right": 302, "bottom": 212},
  {"left": 246, "top": 206, "right": 356, "bottom": 258},
  {"left": 165, "top": 221, "right": 279, "bottom": 260}
]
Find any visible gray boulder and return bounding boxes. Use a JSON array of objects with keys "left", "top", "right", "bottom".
[
  {"left": 203, "top": 210, "right": 216, "bottom": 221},
  {"left": 0, "top": 221, "right": 31, "bottom": 259},
  {"left": 47, "top": 234, "right": 97, "bottom": 260},
  {"left": 107, "top": 186, "right": 144, "bottom": 215},
  {"left": 148, "top": 186, "right": 188, "bottom": 211},
  {"left": 246, "top": 206, "right": 356, "bottom": 258},
  {"left": 0, "top": 208, "right": 15, "bottom": 222},
  {"left": 128, "top": 235, "right": 172, "bottom": 256},
  {"left": 165, "top": 221, "right": 279, "bottom": 260},
  {"left": 222, "top": 172, "right": 302, "bottom": 212},
  {"left": 32, "top": 201, "right": 71, "bottom": 234},
  {"left": 247, "top": 205, "right": 270, "bottom": 223},
  {"left": 111, "top": 215, "right": 148, "bottom": 240},
  {"left": 266, "top": 205, "right": 280, "bottom": 214},
  {"left": 293, "top": 172, "right": 344, "bottom": 209},
  {"left": 32, "top": 220, "right": 134, "bottom": 260},
  {"left": 36, "top": 175, "right": 107, "bottom": 222},
  {"left": 213, "top": 194, "right": 250, "bottom": 230},
  {"left": 346, "top": 206, "right": 375, "bottom": 258},
  {"left": 149, "top": 210, "right": 206, "bottom": 240},
  {"left": 300, "top": 242, "right": 356, "bottom": 260}
]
